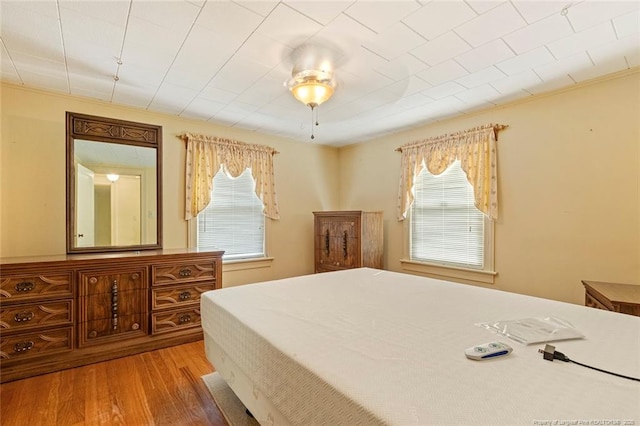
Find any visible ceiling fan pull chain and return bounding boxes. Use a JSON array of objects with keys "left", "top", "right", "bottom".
[
  {"left": 310, "top": 105, "right": 315, "bottom": 140},
  {"left": 316, "top": 105, "right": 319, "bottom": 127}
]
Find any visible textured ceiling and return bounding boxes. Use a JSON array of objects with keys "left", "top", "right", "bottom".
[{"left": 1, "top": 1, "right": 639, "bottom": 146}]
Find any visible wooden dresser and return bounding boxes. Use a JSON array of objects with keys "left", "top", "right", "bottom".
[
  {"left": 582, "top": 280, "right": 640, "bottom": 317},
  {"left": 313, "top": 211, "right": 383, "bottom": 273},
  {"left": 0, "top": 248, "right": 223, "bottom": 383}
]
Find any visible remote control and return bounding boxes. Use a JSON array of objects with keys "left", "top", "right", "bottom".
[{"left": 465, "top": 342, "right": 513, "bottom": 360}]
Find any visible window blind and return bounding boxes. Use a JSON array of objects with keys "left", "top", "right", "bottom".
[
  {"left": 197, "top": 168, "right": 265, "bottom": 260},
  {"left": 411, "top": 160, "right": 484, "bottom": 268}
]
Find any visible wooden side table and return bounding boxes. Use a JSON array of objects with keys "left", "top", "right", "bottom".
[{"left": 582, "top": 280, "right": 640, "bottom": 317}]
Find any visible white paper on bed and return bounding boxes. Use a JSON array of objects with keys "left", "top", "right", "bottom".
[
  {"left": 476, "top": 316, "right": 585, "bottom": 344},
  {"left": 201, "top": 268, "right": 640, "bottom": 426}
]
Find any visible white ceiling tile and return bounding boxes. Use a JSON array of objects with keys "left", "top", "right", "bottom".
[
  {"left": 150, "top": 85, "right": 198, "bottom": 115},
  {"left": 613, "top": 8, "right": 640, "bottom": 39},
  {"left": 172, "top": 25, "right": 237, "bottom": 71},
  {"left": 402, "top": 1, "right": 477, "bottom": 40},
  {"left": 197, "top": 1, "right": 263, "bottom": 43},
  {"left": 68, "top": 71, "right": 115, "bottom": 94},
  {"left": 59, "top": 6, "right": 125, "bottom": 53},
  {"left": 124, "top": 15, "right": 186, "bottom": 57},
  {"left": 112, "top": 83, "right": 156, "bottom": 109},
  {"left": 570, "top": 57, "right": 629, "bottom": 82},
  {"left": 375, "top": 54, "right": 428, "bottom": 81},
  {"left": 130, "top": 1, "right": 200, "bottom": 33},
  {"left": 588, "top": 35, "right": 640, "bottom": 66},
  {"left": 410, "top": 32, "right": 471, "bottom": 66},
  {"left": 284, "top": 1, "right": 351, "bottom": 25},
  {"left": 71, "top": 86, "right": 113, "bottom": 102},
  {"left": 455, "top": 39, "right": 515, "bottom": 73},
  {"left": 363, "top": 22, "right": 426, "bottom": 60},
  {"left": 512, "top": 1, "right": 565, "bottom": 24},
  {"left": 236, "top": 33, "right": 293, "bottom": 69},
  {"left": 59, "top": 0, "right": 130, "bottom": 27},
  {"left": 567, "top": 1, "right": 640, "bottom": 32},
  {"left": 455, "top": 84, "right": 502, "bottom": 105},
  {"left": 495, "top": 46, "right": 556, "bottom": 75},
  {"left": 527, "top": 75, "right": 576, "bottom": 94},
  {"left": 9, "top": 51, "right": 67, "bottom": 77},
  {"left": 209, "top": 56, "right": 272, "bottom": 94},
  {"left": 466, "top": 1, "right": 505, "bottom": 15},
  {"left": 455, "top": 66, "right": 506, "bottom": 89},
  {"left": 493, "top": 90, "right": 532, "bottom": 104},
  {"left": 416, "top": 60, "right": 469, "bottom": 86},
  {"left": 256, "top": 3, "right": 323, "bottom": 47},
  {"left": 490, "top": 70, "right": 542, "bottom": 95},
  {"left": 1, "top": 3, "right": 64, "bottom": 62},
  {"left": 312, "top": 14, "right": 378, "bottom": 58},
  {"left": 232, "top": 1, "right": 279, "bottom": 17},
  {"left": 384, "top": 76, "right": 432, "bottom": 97},
  {"left": 547, "top": 22, "right": 617, "bottom": 59},
  {"left": 340, "top": 45, "right": 389, "bottom": 76},
  {"left": 422, "top": 81, "right": 467, "bottom": 100},
  {"left": 234, "top": 75, "right": 288, "bottom": 106},
  {"left": 626, "top": 49, "right": 640, "bottom": 67},
  {"left": 534, "top": 52, "right": 593, "bottom": 82},
  {"left": 455, "top": 2, "right": 527, "bottom": 48},
  {"left": 199, "top": 85, "right": 239, "bottom": 103},
  {"left": 345, "top": 0, "right": 422, "bottom": 33},
  {"left": 503, "top": 13, "right": 574, "bottom": 54},
  {"left": 18, "top": 70, "right": 69, "bottom": 93}
]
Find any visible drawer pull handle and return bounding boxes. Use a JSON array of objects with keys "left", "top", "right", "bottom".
[
  {"left": 89, "top": 330, "right": 98, "bottom": 338},
  {"left": 178, "top": 314, "right": 192, "bottom": 324},
  {"left": 15, "top": 281, "right": 34, "bottom": 292},
  {"left": 343, "top": 231, "right": 348, "bottom": 259},
  {"left": 179, "top": 291, "right": 192, "bottom": 301},
  {"left": 324, "top": 230, "right": 330, "bottom": 255},
  {"left": 14, "top": 311, "right": 35, "bottom": 323},
  {"left": 179, "top": 268, "right": 192, "bottom": 277},
  {"left": 14, "top": 341, "right": 34, "bottom": 353},
  {"left": 111, "top": 280, "right": 118, "bottom": 330},
  {"left": 131, "top": 323, "right": 140, "bottom": 331}
]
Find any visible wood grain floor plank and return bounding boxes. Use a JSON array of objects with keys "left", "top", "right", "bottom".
[{"left": 0, "top": 341, "right": 226, "bottom": 426}]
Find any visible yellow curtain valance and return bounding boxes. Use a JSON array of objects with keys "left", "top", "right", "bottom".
[
  {"left": 182, "top": 133, "right": 280, "bottom": 220},
  {"left": 396, "top": 123, "right": 507, "bottom": 221}
]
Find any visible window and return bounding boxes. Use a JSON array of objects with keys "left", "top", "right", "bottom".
[
  {"left": 410, "top": 160, "right": 488, "bottom": 269},
  {"left": 197, "top": 168, "right": 265, "bottom": 260}
]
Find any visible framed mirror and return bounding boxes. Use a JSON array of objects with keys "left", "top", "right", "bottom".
[{"left": 66, "top": 112, "right": 162, "bottom": 253}]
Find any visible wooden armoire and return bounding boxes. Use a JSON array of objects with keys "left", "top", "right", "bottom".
[{"left": 313, "top": 211, "right": 383, "bottom": 273}]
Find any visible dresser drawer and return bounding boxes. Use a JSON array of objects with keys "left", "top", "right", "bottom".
[
  {"left": 79, "top": 313, "right": 147, "bottom": 347},
  {"left": 0, "top": 301, "right": 73, "bottom": 332},
  {"left": 0, "top": 327, "right": 73, "bottom": 361},
  {"left": 151, "top": 308, "right": 201, "bottom": 334},
  {"left": 0, "top": 272, "right": 73, "bottom": 302},
  {"left": 152, "top": 283, "right": 214, "bottom": 310},
  {"left": 152, "top": 262, "right": 217, "bottom": 286}
]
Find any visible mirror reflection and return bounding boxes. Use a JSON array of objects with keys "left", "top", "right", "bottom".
[
  {"left": 73, "top": 140, "right": 157, "bottom": 248},
  {"left": 66, "top": 112, "right": 162, "bottom": 254}
]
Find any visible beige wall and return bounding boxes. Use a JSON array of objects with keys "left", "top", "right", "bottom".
[
  {"left": 2, "top": 69, "right": 638, "bottom": 303},
  {"left": 339, "top": 69, "right": 640, "bottom": 304},
  {"left": 0, "top": 83, "right": 340, "bottom": 285}
]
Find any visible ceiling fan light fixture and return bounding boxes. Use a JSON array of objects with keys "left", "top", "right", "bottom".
[{"left": 287, "top": 69, "right": 336, "bottom": 108}]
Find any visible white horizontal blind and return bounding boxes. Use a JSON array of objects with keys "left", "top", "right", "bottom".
[
  {"left": 197, "top": 168, "right": 265, "bottom": 260},
  {"left": 411, "top": 160, "right": 484, "bottom": 268}
]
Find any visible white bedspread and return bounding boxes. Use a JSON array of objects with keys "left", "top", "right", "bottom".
[{"left": 201, "top": 268, "right": 640, "bottom": 425}]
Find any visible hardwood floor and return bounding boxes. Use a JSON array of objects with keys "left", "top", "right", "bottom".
[{"left": 0, "top": 340, "right": 227, "bottom": 426}]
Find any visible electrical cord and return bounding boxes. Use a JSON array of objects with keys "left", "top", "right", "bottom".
[{"left": 538, "top": 344, "right": 640, "bottom": 382}]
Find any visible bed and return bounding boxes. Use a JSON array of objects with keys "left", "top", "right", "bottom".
[{"left": 201, "top": 268, "right": 640, "bottom": 425}]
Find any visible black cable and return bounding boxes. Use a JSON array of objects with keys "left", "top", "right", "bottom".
[{"left": 539, "top": 344, "right": 640, "bottom": 382}]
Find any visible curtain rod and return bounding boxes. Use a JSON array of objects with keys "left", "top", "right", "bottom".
[
  {"left": 395, "top": 124, "right": 508, "bottom": 152},
  {"left": 178, "top": 134, "right": 279, "bottom": 154}
]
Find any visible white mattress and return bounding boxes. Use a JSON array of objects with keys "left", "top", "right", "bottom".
[{"left": 201, "top": 268, "right": 640, "bottom": 425}]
